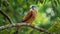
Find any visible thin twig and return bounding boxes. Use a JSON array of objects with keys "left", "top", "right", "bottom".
[{"left": 0, "top": 9, "right": 13, "bottom": 24}]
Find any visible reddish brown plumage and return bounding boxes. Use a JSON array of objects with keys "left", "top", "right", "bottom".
[
  {"left": 23, "top": 9, "right": 38, "bottom": 24},
  {"left": 14, "top": 6, "right": 38, "bottom": 34}
]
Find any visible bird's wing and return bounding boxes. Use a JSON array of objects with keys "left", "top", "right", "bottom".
[{"left": 22, "top": 11, "right": 32, "bottom": 22}]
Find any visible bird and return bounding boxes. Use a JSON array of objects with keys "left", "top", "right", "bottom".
[{"left": 14, "top": 5, "right": 38, "bottom": 34}]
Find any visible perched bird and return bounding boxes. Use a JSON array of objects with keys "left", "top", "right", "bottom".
[
  {"left": 14, "top": 5, "right": 38, "bottom": 34},
  {"left": 22, "top": 5, "right": 38, "bottom": 24}
]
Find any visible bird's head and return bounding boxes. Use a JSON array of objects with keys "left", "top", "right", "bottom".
[{"left": 30, "top": 5, "right": 38, "bottom": 12}]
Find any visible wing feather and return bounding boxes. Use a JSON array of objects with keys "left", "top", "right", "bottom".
[{"left": 22, "top": 11, "right": 32, "bottom": 22}]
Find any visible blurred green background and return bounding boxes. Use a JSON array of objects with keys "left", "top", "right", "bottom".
[{"left": 0, "top": 0, "right": 60, "bottom": 34}]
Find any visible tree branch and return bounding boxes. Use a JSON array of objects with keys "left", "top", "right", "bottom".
[
  {"left": 0, "top": 23, "right": 52, "bottom": 34},
  {"left": 0, "top": 9, "right": 13, "bottom": 24}
]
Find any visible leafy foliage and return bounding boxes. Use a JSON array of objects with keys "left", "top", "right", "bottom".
[{"left": 0, "top": 0, "right": 60, "bottom": 34}]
